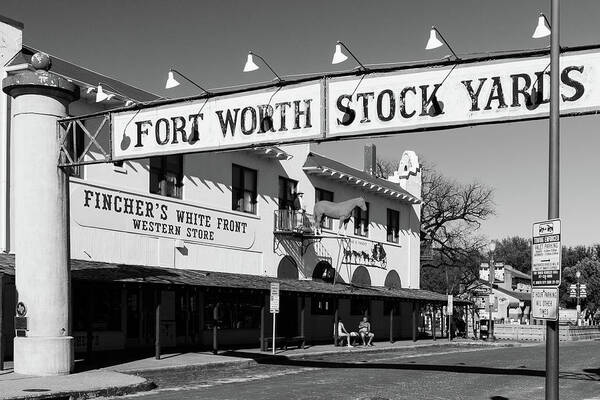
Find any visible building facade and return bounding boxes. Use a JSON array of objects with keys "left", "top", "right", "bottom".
[{"left": 0, "top": 16, "right": 458, "bottom": 374}]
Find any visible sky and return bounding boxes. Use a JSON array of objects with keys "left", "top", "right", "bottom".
[{"left": 2, "top": 0, "right": 600, "bottom": 246}]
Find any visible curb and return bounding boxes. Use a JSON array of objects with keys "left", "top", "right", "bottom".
[
  {"left": 2, "top": 379, "right": 156, "bottom": 400},
  {"left": 124, "top": 340, "right": 521, "bottom": 376}
]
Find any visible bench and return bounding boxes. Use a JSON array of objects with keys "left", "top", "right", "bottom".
[
  {"left": 285, "top": 336, "right": 305, "bottom": 349},
  {"left": 260, "top": 336, "right": 305, "bottom": 351}
]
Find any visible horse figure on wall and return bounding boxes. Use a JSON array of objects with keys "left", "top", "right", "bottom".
[{"left": 313, "top": 197, "right": 366, "bottom": 235}]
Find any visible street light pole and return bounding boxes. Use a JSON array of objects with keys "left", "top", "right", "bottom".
[
  {"left": 488, "top": 242, "right": 496, "bottom": 340},
  {"left": 576, "top": 270, "right": 581, "bottom": 326},
  {"left": 546, "top": 0, "right": 560, "bottom": 399}
]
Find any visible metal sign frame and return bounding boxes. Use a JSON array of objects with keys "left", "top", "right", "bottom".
[{"left": 57, "top": 44, "right": 600, "bottom": 168}]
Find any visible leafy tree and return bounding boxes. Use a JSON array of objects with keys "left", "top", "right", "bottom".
[
  {"left": 494, "top": 236, "right": 531, "bottom": 273},
  {"left": 377, "top": 158, "right": 495, "bottom": 295},
  {"left": 560, "top": 257, "right": 600, "bottom": 314}
]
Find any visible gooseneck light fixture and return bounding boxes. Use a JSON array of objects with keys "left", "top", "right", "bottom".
[
  {"left": 532, "top": 12, "right": 551, "bottom": 39},
  {"left": 243, "top": 51, "right": 283, "bottom": 82},
  {"left": 425, "top": 26, "right": 458, "bottom": 59},
  {"left": 94, "top": 82, "right": 135, "bottom": 104},
  {"left": 331, "top": 41, "right": 367, "bottom": 71},
  {"left": 165, "top": 69, "right": 211, "bottom": 94}
]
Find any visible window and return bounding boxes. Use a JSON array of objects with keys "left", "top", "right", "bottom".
[
  {"left": 150, "top": 155, "right": 183, "bottom": 198},
  {"left": 311, "top": 296, "right": 335, "bottom": 315},
  {"left": 350, "top": 298, "right": 370, "bottom": 316},
  {"left": 315, "top": 188, "right": 334, "bottom": 230},
  {"left": 353, "top": 202, "right": 369, "bottom": 237},
  {"left": 203, "top": 293, "right": 262, "bottom": 330},
  {"left": 278, "top": 177, "right": 298, "bottom": 210},
  {"left": 383, "top": 300, "right": 400, "bottom": 316},
  {"left": 232, "top": 164, "right": 258, "bottom": 214},
  {"left": 387, "top": 209, "right": 400, "bottom": 243}
]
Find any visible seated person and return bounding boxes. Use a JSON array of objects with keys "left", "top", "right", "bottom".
[
  {"left": 358, "top": 316, "right": 375, "bottom": 346},
  {"left": 335, "top": 320, "right": 355, "bottom": 347}
]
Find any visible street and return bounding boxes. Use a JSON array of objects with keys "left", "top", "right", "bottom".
[{"left": 117, "top": 341, "right": 600, "bottom": 400}]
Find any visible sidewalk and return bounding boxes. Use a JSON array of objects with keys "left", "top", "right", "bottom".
[
  {"left": 0, "top": 369, "right": 154, "bottom": 400},
  {"left": 0, "top": 338, "right": 525, "bottom": 399}
]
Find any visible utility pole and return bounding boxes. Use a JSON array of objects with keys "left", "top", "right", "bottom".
[{"left": 546, "top": 0, "right": 560, "bottom": 399}]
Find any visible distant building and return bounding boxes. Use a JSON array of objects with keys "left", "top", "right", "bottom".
[{"left": 470, "top": 263, "right": 532, "bottom": 325}]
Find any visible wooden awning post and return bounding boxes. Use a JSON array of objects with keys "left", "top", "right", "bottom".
[
  {"left": 212, "top": 302, "right": 219, "bottom": 355},
  {"left": 155, "top": 288, "right": 161, "bottom": 360},
  {"left": 412, "top": 301, "right": 417, "bottom": 342},
  {"left": 260, "top": 296, "right": 266, "bottom": 352},
  {"left": 300, "top": 296, "right": 306, "bottom": 348},
  {"left": 389, "top": 305, "right": 394, "bottom": 343},
  {"left": 333, "top": 299, "right": 339, "bottom": 346},
  {"left": 432, "top": 305, "right": 436, "bottom": 341},
  {"left": 0, "top": 273, "right": 4, "bottom": 371}
]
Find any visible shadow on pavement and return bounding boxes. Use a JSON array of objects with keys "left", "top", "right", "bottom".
[{"left": 217, "top": 350, "right": 600, "bottom": 382}]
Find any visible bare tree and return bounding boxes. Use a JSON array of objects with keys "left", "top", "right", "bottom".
[{"left": 378, "top": 157, "right": 495, "bottom": 294}]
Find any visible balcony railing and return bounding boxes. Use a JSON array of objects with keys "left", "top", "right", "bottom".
[{"left": 274, "top": 210, "right": 315, "bottom": 234}]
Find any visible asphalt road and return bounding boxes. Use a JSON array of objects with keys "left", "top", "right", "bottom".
[{"left": 120, "top": 341, "right": 600, "bottom": 400}]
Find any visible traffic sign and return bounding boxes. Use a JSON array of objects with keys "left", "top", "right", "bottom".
[
  {"left": 531, "top": 219, "right": 561, "bottom": 287},
  {"left": 447, "top": 295, "right": 453, "bottom": 315},
  {"left": 532, "top": 287, "right": 559, "bottom": 320},
  {"left": 270, "top": 282, "right": 280, "bottom": 313}
]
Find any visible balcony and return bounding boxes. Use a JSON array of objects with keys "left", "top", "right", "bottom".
[{"left": 274, "top": 210, "right": 316, "bottom": 234}]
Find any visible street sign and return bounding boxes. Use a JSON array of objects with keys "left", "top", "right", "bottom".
[
  {"left": 270, "top": 282, "right": 280, "bottom": 314},
  {"left": 532, "top": 288, "right": 559, "bottom": 320},
  {"left": 488, "top": 294, "right": 498, "bottom": 312},
  {"left": 447, "top": 295, "right": 453, "bottom": 315},
  {"left": 531, "top": 219, "right": 561, "bottom": 287}
]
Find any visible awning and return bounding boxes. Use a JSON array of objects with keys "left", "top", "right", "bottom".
[
  {"left": 0, "top": 253, "right": 466, "bottom": 304},
  {"left": 303, "top": 152, "right": 421, "bottom": 204}
]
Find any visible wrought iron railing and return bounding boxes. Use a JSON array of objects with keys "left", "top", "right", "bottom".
[{"left": 274, "top": 210, "right": 314, "bottom": 233}]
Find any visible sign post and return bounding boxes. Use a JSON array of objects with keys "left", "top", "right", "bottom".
[
  {"left": 447, "top": 295, "right": 453, "bottom": 342},
  {"left": 270, "top": 282, "right": 280, "bottom": 355}
]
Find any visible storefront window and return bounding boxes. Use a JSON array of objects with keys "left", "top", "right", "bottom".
[
  {"left": 232, "top": 164, "right": 258, "bottom": 214},
  {"left": 350, "top": 298, "right": 370, "bottom": 316},
  {"left": 311, "top": 296, "right": 335, "bottom": 315},
  {"left": 203, "top": 293, "right": 262, "bottom": 330}
]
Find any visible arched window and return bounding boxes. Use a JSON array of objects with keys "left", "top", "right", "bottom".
[
  {"left": 277, "top": 256, "right": 299, "bottom": 280},
  {"left": 351, "top": 266, "right": 371, "bottom": 286},
  {"left": 312, "top": 261, "right": 335, "bottom": 284},
  {"left": 384, "top": 270, "right": 402, "bottom": 289}
]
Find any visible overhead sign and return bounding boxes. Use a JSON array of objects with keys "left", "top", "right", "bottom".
[
  {"left": 270, "top": 282, "right": 280, "bottom": 313},
  {"left": 327, "top": 51, "right": 598, "bottom": 139},
  {"left": 70, "top": 180, "right": 257, "bottom": 250},
  {"left": 112, "top": 81, "right": 323, "bottom": 160},
  {"left": 532, "top": 287, "right": 559, "bottom": 320},
  {"left": 531, "top": 219, "right": 561, "bottom": 287}
]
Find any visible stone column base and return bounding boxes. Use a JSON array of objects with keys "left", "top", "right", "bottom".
[{"left": 14, "top": 336, "right": 74, "bottom": 376}]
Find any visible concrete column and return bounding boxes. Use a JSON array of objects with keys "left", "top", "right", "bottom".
[{"left": 2, "top": 53, "right": 79, "bottom": 376}]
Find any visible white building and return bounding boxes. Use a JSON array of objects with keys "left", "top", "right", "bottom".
[{"left": 0, "top": 15, "right": 458, "bottom": 375}]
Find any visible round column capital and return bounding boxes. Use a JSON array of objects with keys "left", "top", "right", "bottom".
[{"left": 2, "top": 52, "right": 79, "bottom": 104}]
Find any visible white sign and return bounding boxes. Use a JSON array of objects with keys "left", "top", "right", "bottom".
[
  {"left": 112, "top": 81, "right": 323, "bottom": 160},
  {"left": 70, "top": 180, "right": 257, "bottom": 249},
  {"left": 532, "top": 288, "right": 559, "bottom": 320},
  {"left": 447, "top": 295, "right": 453, "bottom": 315},
  {"left": 270, "top": 282, "right": 280, "bottom": 313},
  {"left": 532, "top": 219, "right": 561, "bottom": 287},
  {"left": 327, "top": 51, "right": 599, "bottom": 139}
]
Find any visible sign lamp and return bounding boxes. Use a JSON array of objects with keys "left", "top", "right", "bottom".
[
  {"left": 425, "top": 26, "right": 458, "bottom": 59},
  {"left": 94, "top": 85, "right": 116, "bottom": 102},
  {"left": 243, "top": 51, "right": 283, "bottom": 82},
  {"left": 165, "top": 69, "right": 211, "bottom": 94},
  {"left": 532, "top": 12, "right": 551, "bottom": 39},
  {"left": 331, "top": 41, "right": 367, "bottom": 71}
]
